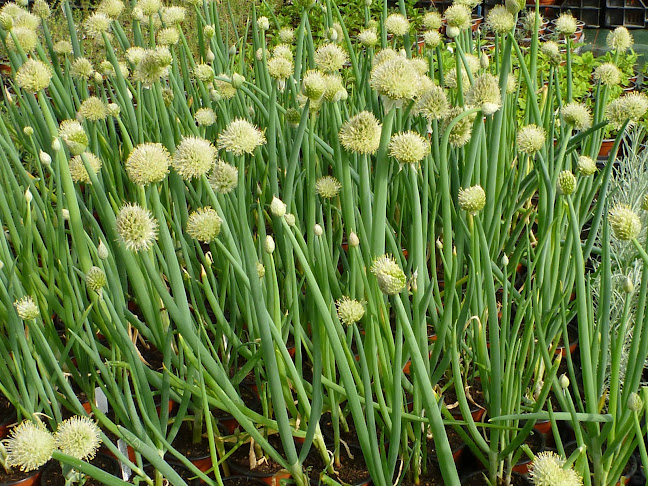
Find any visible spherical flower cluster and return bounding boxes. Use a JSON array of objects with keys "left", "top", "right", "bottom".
[
  {"left": 541, "top": 41, "right": 562, "bottom": 66},
  {"left": 278, "top": 27, "right": 294, "bottom": 43},
  {"left": 520, "top": 10, "right": 545, "bottom": 32},
  {"left": 339, "top": 111, "right": 382, "bottom": 155},
  {"left": 553, "top": 13, "right": 577, "bottom": 36},
  {"left": 422, "top": 11, "right": 442, "bottom": 30},
  {"left": 358, "top": 28, "right": 378, "bottom": 47},
  {"left": 14, "top": 296, "right": 39, "bottom": 320},
  {"left": 209, "top": 159, "right": 239, "bottom": 194},
  {"left": 86, "top": 266, "right": 107, "bottom": 293},
  {"left": 389, "top": 131, "right": 430, "bottom": 167},
  {"left": 314, "top": 43, "right": 348, "bottom": 73},
  {"left": 336, "top": 297, "right": 365, "bottom": 325},
  {"left": 71, "top": 58, "right": 96, "bottom": 80},
  {"left": 137, "top": 0, "right": 160, "bottom": 16},
  {"left": 415, "top": 85, "right": 449, "bottom": 122},
  {"left": 116, "top": 203, "right": 158, "bottom": 252},
  {"left": 557, "top": 170, "right": 576, "bottom": 195},
  {"left": 97, "top": 0, "right": 124, "bottom": 19},
  {"left": 133, "top": 47, "right": 172, "bottom": 87},
  {"left": 370, "top": 57, "right": 421, "bottom": 104},
  {"left": 561, "top": 102, "right": 592, "bottom": 131},
  {"left": 69, "top": 153, "right": 102, "bottom": 183},
  {"left": 458, "top": 185, "right": 486, "bottom": 214},
  {"left": 194, "top": 63, "right": 214, "bottom": 83},
  {"left": 628, "top": 392, "right": 643, "bottom": 412},
  {"left": 444, "top": 68, "right": 469, "bottom": 90},
  {"left": 126, "top": 142, "right": 170, "bottom": 185},
  {"left": 609, "top": 204, "right": 642, "bottom": 241},
  {"left": 466, "top": 73, "right": 501, "bottom": 115},
  {"left": 215, "top": 75, "right": 238, "bottom": 99},
  {"left": 194, "top": 107, "right": 217, "bottom": 126},
  {"left": 59, "top": 119, "right": 88, "bottom": 155},
  {"left": 53, "top": 40, "right": 73, "bottom": 55},
  {"left": 161, "top": 6, "right": 185, "bottom": 25},
  {"left": 257, "top": 16, "right": 270, "bottom": 30},
  {"left": 15, "top": 59, "right": 52, "bottom": 94},
  {"left": 443, "top": 106, "right": 477, "bottom": 147},
  {"left": 157, "top": 27, "right": 180, "bottom": 46},
  {"left": 5, "top": 421, "right": 55, "bottom": 471},
  {"left": 9, "top": 25, "right": 39, "bottom": 52},
  {"left": 486, "top": 5, "right": 515, "bottom": 34},
  {"left": 444, "top": 4, "right": 471, "bottom": 30},
  {"left": 55, "top": 416, "right": 102, "bottom": 461},
  {"left": 33, "top": 0, "right": 50, "bottom": 18},
  {"left": 273, "top": 44, "right": 293, "bottom": 61},
  {"left": 78, "top": 96, "right": 108, "bottom": 121},
  {"left": 606, "top": 92, "right": 648, "bottom": 130},
  {"left": 186, "top": 207, "right": 222, "bottom": 243},
  {"left": 385, "top": 13, "right": 410, "bottom": 36},
  {"left": 593, "top": 62, "right": 621, "bottom": 86},
  {"left": 172, "top": 136, "right": 217, "bottom": 180},
  {"left": 83, "top": 12, "right": 111, "bottom": 39},
  {"left": 422, "top": 30, "right": 442, "bottom": 48},
  {"left": 607, "top": 26, "right": 633, "bottom": 52},
  {"left": 323, "top": 74, "right": 347, "bottom": 102},
  {"left": 577, "top": 155, "right": 596, "bottom": 176},
  {"left": 267, "top": 56, "right": 294, "bottom": 85},
  {"left": 517, "top": 124, "right": 546, "bottom": 154},
  {"left": 217, "top": 119, "right": 266, "bottom": 156},
  {"left": 302, "top": 69, "right": 327, "bottom": 101},
  {"left": 315, "top": 176, "right": 342, "bottom": 198},
  {"left": 529, "top": 451, "right": 583, "bottom": 486},
  {"left": 371, "top": 254, "right": 407, "bottom": 295}
]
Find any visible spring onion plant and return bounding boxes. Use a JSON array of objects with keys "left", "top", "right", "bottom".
[{"left": 1, "top": 0, "right": 648, "bottom": 485}]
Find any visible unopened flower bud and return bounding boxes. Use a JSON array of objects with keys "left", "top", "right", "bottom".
[
  {"left": 480, "top": 53, "right": 489, "bottom": 69},
  {"left": 446, "top": 25, "right": 460, "bottom": 38},
  {"left": 609, "top": 205, "right": 642, "bottom": 241},
  {"left": 23, "top": 126, "right": 33, "bottom": 136},
  {"left": 314, "top": 224, "right": 323, "bottom": 236},
  {"left": 502, "top": 254, "right": 509, "bottom": 266},
  {"left": 52, "top": 138, "right": 61, "bottom": 152},
  {"left": 270, "top": 197, "right": 286, "bottom": 217},
  {"left": 628, "top": 392, "right": 643, "bottom": 412},
  {"left": 206, "top": 50, "right": 215, "bottom": 62},
  {"left": 257, "top": 262, "right": 265, "bottom": 278},
  {"left": 624, "top": 276, "right": 634, "bottom": 294},
  {"left": 349, "top": 232, "right": 359, "bottom": 247},
  {"left": 97, "top": 241, "right": 109, "bottom": 260},
  {"left": 232, "top": 73, "right": 245, "bottom": 89},
  {"left": 229, "top": 45, "right": 237, "bottom": 56},
  {"left": 284, "top": 213, "right": 296, "bottom": 227},
  {"left": 265, "top": 235, "right": 275, "bottom": 254},
  {"left": 24, "top": 189, "right": 32, "bottom": 204},
  {"left": 40, "top": 151, "right": 51, "bottom": 165},
  {"left": 204, "top": 25, "right": 215, "bottom": 38},
  {"left": 62, "top": 209, "right": 70, "bottom": 220},
  {"left": 559, "top": 373, "right": 570, "bottom": 389}
]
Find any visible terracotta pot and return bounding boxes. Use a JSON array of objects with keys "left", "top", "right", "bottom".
[
  {"left": 227, "top": 460, "right": 291, "bottom": 486},
  {"left": 0, "top": 470, "right": 41, "bottom": 486},
  {"left": 555, "top": 323, "right": 579, "bottom": 357},
  {"left": 511, "top": 432, "right": 545, "bottom": 475},
  {"left": 41, "top": 453, "right": 120, "bottom": 485},
  {"left": 471, "top": 16, "right": 483, "bottom": 32}
]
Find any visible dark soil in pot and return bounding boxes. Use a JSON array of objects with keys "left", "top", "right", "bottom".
[
  {"left": 0, "top": 467, "right": 41, "bottom": 486},
  {"left": 443, "top": 379, "right": 486, "bottom": 421},
  {"left": 40, "top": 453, "right": 119, "bottom": 485},
  {"left": 428, "top": 426, "right": 466, "bottom": 463},
  {"left": 169, "top": 421, "right": 212, "bottom": 472},
  {"left": 461, "top": 471, "right": 530, "bottom": 486},
  {"left": 214, "top": 385, "right": 262, "bottom": 435},
  {"left": 222, "top": 476, "right": 269, "bottom": 486},
  {"left": 397, "top": 461, "right": 444, "bottom": 486},
  {"left": 0, "top": 395, "right": 17, "bottom": 438},
  {"left": 227, "top": 435, "right": 290, "bottom": 479},
  {"left": 304, "top": 443, "right": 369, "bottom": 486}
]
